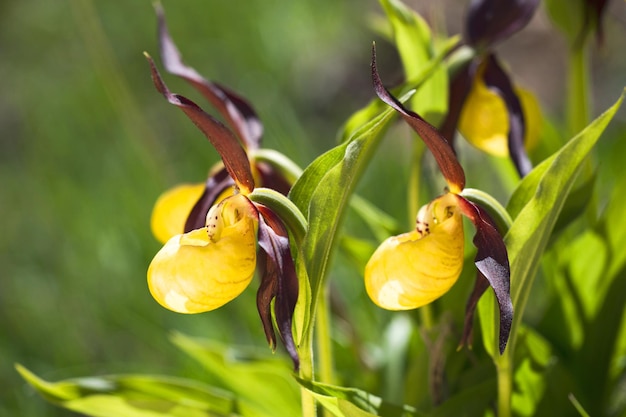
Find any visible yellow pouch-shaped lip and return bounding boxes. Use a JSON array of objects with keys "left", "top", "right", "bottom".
[
  {"left": 365, "top": 194, "right": 464, "bottom": 310},
  {"left": 148, "top": 194, "right": 258, "bottom": 313}
]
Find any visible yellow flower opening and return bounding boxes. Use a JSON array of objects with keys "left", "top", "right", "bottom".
[
  {"left": 458, "top": 72, "right": 541, "bottom": 157},
  {"left": 365, "top": 193, "right": 464, "bottom": 310},
  {"left": 150, "top": 183, "right": 205, "bottom": 244},
  {"left": 150, "top": 182, "right": 237, "bottom": 244},
  {"left": 147, "top": 193, "right": 258, "bottom": 314}
]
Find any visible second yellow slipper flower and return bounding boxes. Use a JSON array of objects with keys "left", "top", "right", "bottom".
[{"left": 365, "top": 193, "right": 464, "bottom": 310}]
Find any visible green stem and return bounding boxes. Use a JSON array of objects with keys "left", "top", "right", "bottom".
[
  {"left": 314, "top": 286, "right": 335, "bottom": 417},
  {"left": 250, "top": 148, "right": 303, "bottom": 184},
  {"left": 248, "top": 187, "right": 308, "bottom": 244},
  {"left": 496, "top": 354, "right": 513, "bottom": 417},
  {"left": 459, "top": 188, "right": 513, "bottom": 232},
  {"left": 297, "top": 334, "right": 317, "bottom": 417},
  {"left": 567, "top": 44, "right": 590, "bottom": 138}
]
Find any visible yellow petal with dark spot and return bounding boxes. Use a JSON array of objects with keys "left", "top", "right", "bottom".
[
  {"left": 148, "top": 194, "right": 258, "bottom": 313},
  {"left": 365, "top": 193, "right": 464, "bottom": 310}
]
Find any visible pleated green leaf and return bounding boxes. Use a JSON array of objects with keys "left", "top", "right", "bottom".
[
  {"left": 503, "top": 88, "right": 624, "bottom": 350},
  {"left": 170, "top": 333, "right": 300, "bottom": 417}
]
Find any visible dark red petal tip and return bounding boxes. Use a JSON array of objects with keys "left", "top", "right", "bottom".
[
  {"left": 155, "top": 4, "right": 263, "bottom": 150},
  {"left": 145, "top": 54, "right": 255, "bottom": 193},
  {"left": 371, "top": 45, "right": 466, "bottom": 192}
]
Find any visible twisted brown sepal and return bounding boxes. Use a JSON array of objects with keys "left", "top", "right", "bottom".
[
  {"left": 439, "top": 61, "right": 477, "bottom": 147},
  {"left": 482, "top": 54, "right": 532, "bottom": 177},
  {"left": 145, "top": 53, "right": 255, "bottom": 194},
  {"left": 455, "top": 195, "right": 512, "bottom": 354},
  {"left": 155, "top": 3, "right": 262, "bottom": 150},
  {"left": 256, "top": 205, "right": 300, "bottom": 370},
  {"left": 371, "top": 45, "right": 466, "bottom": 193},
  {"left": 465, "top": 0, "right": 540, "bottom": 49}
]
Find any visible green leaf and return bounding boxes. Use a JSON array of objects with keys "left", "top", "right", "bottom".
[
  {"left": 504, "top": 88, "right": 625, "bottom": 349},
  {"left": 297, "top": 378, "right": 425, "bottom": 417},
  {"left": 16, "top": 364, "right": 244, "bottom": 417},
  {"left": 379, "top": 0, "right": 448, "bottom": 124},
  {"left": 511, "top": 326, "right": 552, "bottom": 417},
  {"left": 169, "top": 333, "right": 301, "bottom": 417}
]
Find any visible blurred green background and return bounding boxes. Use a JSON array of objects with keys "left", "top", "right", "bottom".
[{"left": 1, "top": 0, "right": 625, "bottom": 416}]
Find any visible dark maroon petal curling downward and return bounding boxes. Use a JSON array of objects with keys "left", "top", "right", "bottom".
[
  {"left": 482, "top": 54, "right": 532, "bottom": 177},
  {"left": 256, "top": 206, "right": 300, "bottom": 370},
  {"left": 455, "top": 195, "right": 512, "bottom": 354}
]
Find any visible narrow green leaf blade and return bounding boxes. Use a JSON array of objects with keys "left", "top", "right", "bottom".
[
  {"left": 16, "top": 364, "right": 241, "bottom": 417},
  {"left": 505, "top": 89, "right": 625, "bottom": 345},
  {"left": 170, "top": 333, "right": 301, "bottom": 417}
]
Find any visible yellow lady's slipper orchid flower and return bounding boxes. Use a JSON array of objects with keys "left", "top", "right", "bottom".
[
  {"left": 148, "top": 194, "right": 258, "bottom": 313},
  {"left": 365, "top": 193, "right": 464, "bottom": 310},
  {"left": 458, "top": 67, "right": 541, "bottom": 157},
  {"left": 372, "top": 53, "right": 513, "bottom": 353},
  {"left": 145, "top": 7, "right": 301, "bottom": 368}
]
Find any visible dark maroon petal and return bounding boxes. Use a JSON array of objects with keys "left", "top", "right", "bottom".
[
  {"left": 460, "top": 272, "right": 490, "bottom": 349},
  {"left": 482, "top": 54, "right": 532, "bottom": 177},
  {"left": 255, "top": 162, "right": 292, "bottom": 196},
  {"left": 156, "top": 4, "right": 263, "bottom": 150},
  {"left": 372, "top": 46, "right": 466, "bottom": 193},
  {"left": 184, "top": 167, "right": 234, "bottom": 232},
  {"left": 146, "top": 54, "right": 255, "bottom": 193},
  {"left": 439, "top": 61, "right": 477, "bottom": 147},
  {"left": 455, "top": 195, "right": 512, "bottom": 354},
  {"left": 256, "top": 247, "right": 278, "bottom": 351},
  {"left": 256, "top": 206, "right": 299, "bottom": 370},
  {"left": 465, "top": 0, "right": 540, "bottom": 49}
]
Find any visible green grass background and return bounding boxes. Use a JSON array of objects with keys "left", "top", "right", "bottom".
[{"left": 1, "top": 1, "right": 625, "bottom": 416}]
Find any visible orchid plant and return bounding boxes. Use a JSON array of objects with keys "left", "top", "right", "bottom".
[{"left": 18, "top": 0, "right": 626, "bottom": 417}]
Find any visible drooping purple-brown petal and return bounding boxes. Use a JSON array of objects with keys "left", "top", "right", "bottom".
[
  {"left": 482, "top": 54, "right": 532, "bottom": 177},
  {"left": 184, "top": 167, "right": 234, "bottom": 232},
  {"left": 439, "top": 61, "right": 476, "bottom": 147},
  {"left": 146, "top": 54, "right": 255, "bottom": 194},
  {"left": 372, "top": 46, "right": 466, "bottom": 193},
  {"left": 256, "top": 205, "right": 299, "bottom": 370},
  {"left": 455, "top": 194, "right": 512, "bottom": 354},
  {"left": 460, "top": 271, "right": 490, "bottom": 349},
  {"left": 465, "top": 0, "right": 540, "bottom": 49},
  {"left": 156, "top": 4, "right": 263, "bottom": 150}
]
